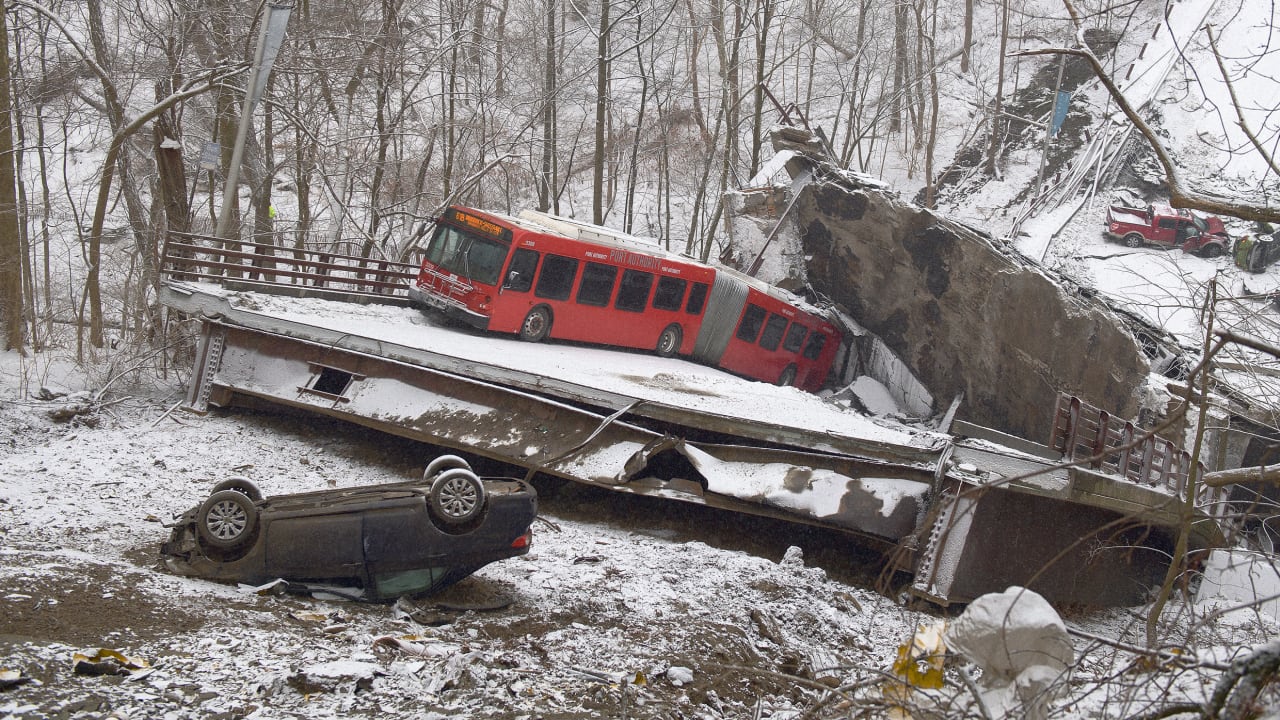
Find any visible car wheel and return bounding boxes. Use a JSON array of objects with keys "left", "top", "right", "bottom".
[
  {"left": 1200, "top": 243, "right": 1224, "bottom": 258},
  {"left": 429, "top": 468, "right": 487, "bottom": 525},
  {"left": 210, "top": 476, "right": 263, "bottom": 502},
  {"left": 197, "top": 490, "right": 259, "bottom": 551},
  {"left": 519, "top": 307, "right": 552, "bottom": 342},
  {"left": 777, "top": 364, "right": 798, "bottom": 387},
  {"left": 656, "top": 324, "right": 682, "bottom": 358},
  {"left": 1124, "top": 234, "right": 1143, "bottom": 248},
  {"left": 424, "top": 454, "right": 472, "bottom": 481}
]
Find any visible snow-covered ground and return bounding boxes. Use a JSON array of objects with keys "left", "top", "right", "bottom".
[
  {"left": 3, "top": 0, "right": 1278, "bottom": 716},
  {"left": 2, "top": 344, "right": 1278, "bottom": 719},
  {"left": 0, "top": 368, "right": 929, "bottom": 719}
]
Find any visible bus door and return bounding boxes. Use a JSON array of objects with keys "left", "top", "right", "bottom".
[{"left": 489, "top": 246, "right": 583, "bottom": 336}]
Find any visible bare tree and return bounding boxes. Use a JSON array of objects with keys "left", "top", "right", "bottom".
[
  {"left": 983, "top": 0, "right": 1009, "bottom": 177},
  {"left": 0, "top": 0, "right": 25, "bottom": 352}
]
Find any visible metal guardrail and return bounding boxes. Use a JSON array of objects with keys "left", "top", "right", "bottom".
[
  {"left": 160, "top": 232, "right": 418, "bottom": 300},
  {"left": 1050, "top": 393, "right": 1229, "bottom": 514}
]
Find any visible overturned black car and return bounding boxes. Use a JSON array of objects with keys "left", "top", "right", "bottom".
[{"left": 160, "top": 456, "right": 537, "bottom": 601}]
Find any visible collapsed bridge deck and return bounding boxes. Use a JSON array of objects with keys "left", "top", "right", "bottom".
[{"left": 162, "top": 280, "right": 1228, "bottom": 606}]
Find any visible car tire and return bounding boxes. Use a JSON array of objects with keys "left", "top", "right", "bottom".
[
  {"left": 777, "top": 364, "right": 798, "bottom": 387},
  {"left": 429, "top": 468, "right": 487, "bottom": 525},
  {"left": 656, "top": 324, "right": 682, "bottom": 358},
  {"left": 519, "top": 306, "right": 552, "bottom": 342},
  {"left": 424, "top": 454, "right": 472, "bottom": 481},
  {"left": 1124, "top": 234, "right": 1143, "bottom": 248},
  {"left": 1200, "top": 243, "right": 1224, "bottom": 258},
  {"left": 197, "top": 489, "right": 259, "bottom": 551},
  {"left": 210, "top": 476, "right": 263, "bottom": 502}
]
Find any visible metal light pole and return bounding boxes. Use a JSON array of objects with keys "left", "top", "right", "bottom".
[{"left": 215, "top": 2, "right": 292, "bottom": 240}]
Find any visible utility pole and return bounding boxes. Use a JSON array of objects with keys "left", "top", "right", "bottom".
[{"left": 1035, "top": 53, "right": 1068, "bottom": 196}]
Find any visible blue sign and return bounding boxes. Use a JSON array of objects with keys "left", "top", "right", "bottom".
[
  {"left": 199, "top": 142, "right": 220, "bottom": 171},
  {"left": 1050, "top": 90, "right": 1071, "bottom": 136}
]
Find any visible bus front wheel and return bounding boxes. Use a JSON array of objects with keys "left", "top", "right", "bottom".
[
  {"left": 656, "top": 324, "right": 682, "bottom": 358},
  {"left": 520, "top": 307, "right": 552, "bottom": 342}
]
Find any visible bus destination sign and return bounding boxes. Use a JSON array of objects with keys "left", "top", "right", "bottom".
[{"left": 450, "top": 209, "right": 505, "bottom": 239}]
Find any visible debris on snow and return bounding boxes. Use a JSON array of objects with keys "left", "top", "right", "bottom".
[
  {"left": 667, "top": 665, "right": 694, "bottom": 686},
  {"left": 70, "top": 647, "right": 151, "bottom": 677},
  {"left": 891, "top": 620, "right": 947, "bottom": 691},
  {"left": 780, "top": 545, "right": 805, "bottom": 568},
  {"left": 946, "top": 587, "right": 1073, "bottom": 720},
  {"left": 1197, "top": 550, "right": 1280, "bottom": 624},
  {"left": 0, "top": 668, "right": 34, "bottom": 689}
]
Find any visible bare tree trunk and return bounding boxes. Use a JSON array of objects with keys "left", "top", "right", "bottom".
[
  {"left": 592, "top": 0, "right": 610, "bottom": 224},
  {"left": 890, "top": 0, "right": 908, "bottom": 133},
  {"left": 624, "top": 39, "right": 648, "bottom": 233},
  {"left": 0, "top": 0, "right": 25, "bottom": 352},
  {"left": 709, "top": 0, "right": 740, "bottom": 172},
  {"left": 911, "top": 0, "right": 926, "bottom": 150},
  {"left": 443, "top": 44, "right": 458, "bottom": 202},
  {"left": 153, "top": 82, "right": 191, "bottom": 235},
  {"left": 984, "top": 0, "right": 1009, "bottom": 176},
  {"left": 289, "top": 74, "right": 314, "bottom": 256},
  {"left": 922, "top": 0, "right": 939, "bottom": 208},
  {"left": 749, "top": 0, "right": 774, "bottom": 176},
  {"left": 10, "top": 25, "right": 35, "bottom": 349},
  {"left": 495, "top": 0, "right": 509, "bottom": 97},
  {"left": 1146, "top": 278, "right": 1216, "bottom": 650},
  {"left": 538, "top": 0, "right": 557, "bottom": 212},
  {"left": 686, "top": 101, "right": 725, "bottom": 261},
  {"left": 35, "top": 20, "right": 51, "bottom": 339},
  {"left": 839, "top": 0, "right": 870, "bottom": 168},
  {"left": 684, "top": 0, "right": 710, "bottom": 146},
  {"left": 251, "top": 77, "right": 275, "bottom": 268},
  {"left": 86, "top": 0, "right": 160, "bottom": 345},
  {"left": 961, "top": 0, "right": 973, "bottom": 72}
]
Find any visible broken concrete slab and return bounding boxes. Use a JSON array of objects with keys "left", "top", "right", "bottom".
[{"left": 765, "top": 134, "right": 1153, "bottom": 442}]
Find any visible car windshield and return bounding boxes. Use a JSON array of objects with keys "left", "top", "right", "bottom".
[{"left": 1192, "top": 216, "right": 1208, "bottom": 233}]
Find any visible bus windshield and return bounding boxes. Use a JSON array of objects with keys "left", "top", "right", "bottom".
[{"left": 425, "top": 225, "right": 510, "bottom": 286}]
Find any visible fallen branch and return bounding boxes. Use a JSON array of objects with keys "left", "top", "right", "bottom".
[
  {"left": 1206, "top": 640, "right": 1280, "bottom": 719},
  {"left": 1202, "top": 463, "right": 1280, "bottom": 488}
]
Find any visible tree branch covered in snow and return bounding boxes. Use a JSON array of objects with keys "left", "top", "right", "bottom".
[{"left": 1014, "top": 0, "right": 1280, "bottom": 225}]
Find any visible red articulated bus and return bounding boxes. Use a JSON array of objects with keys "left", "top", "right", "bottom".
[{"left": 407, "top": 205, "right": 842, "bottom": 392}]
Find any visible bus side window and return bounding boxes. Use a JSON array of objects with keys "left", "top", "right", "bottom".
[
  {"left": 802, "top": 332, "right": 827, "bottom": 360},
  {"left": 504, "top": 248, "right": 539, "bottom": 293},
  {"left": 758, "top": 314, "right": 788, "bottom": 351},
  {"left": 735, "top": 304, "right": 767, "bottom": 342},
  {"left": 535, "top": 255, "right": 579, "bottom": 301},
  {"left": 686, "top": 282, "right": 710, "bottom": 315},
  {"left": 616, "top": 270, "right": 655, "bottom": 312},
  {"left": 782, "top": 323, "right": 808, "bottom": 353},
  {"left": 652, "top": 277, "right": 687, "bottom": 311},
  {"left": 577, "top": 262, "right": 618, "bottom": 306}
]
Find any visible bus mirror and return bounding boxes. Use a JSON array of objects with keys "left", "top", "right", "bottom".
[{"left": 502, "top": 270, "right": 520, "bottom": 292}]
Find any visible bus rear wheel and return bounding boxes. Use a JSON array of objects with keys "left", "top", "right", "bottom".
[
  {"left": 656, "top": 325, "right": 682, "bottom": 358},
  {"left": 777, "top": 364, "right": 797, "bottom": 387}
]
